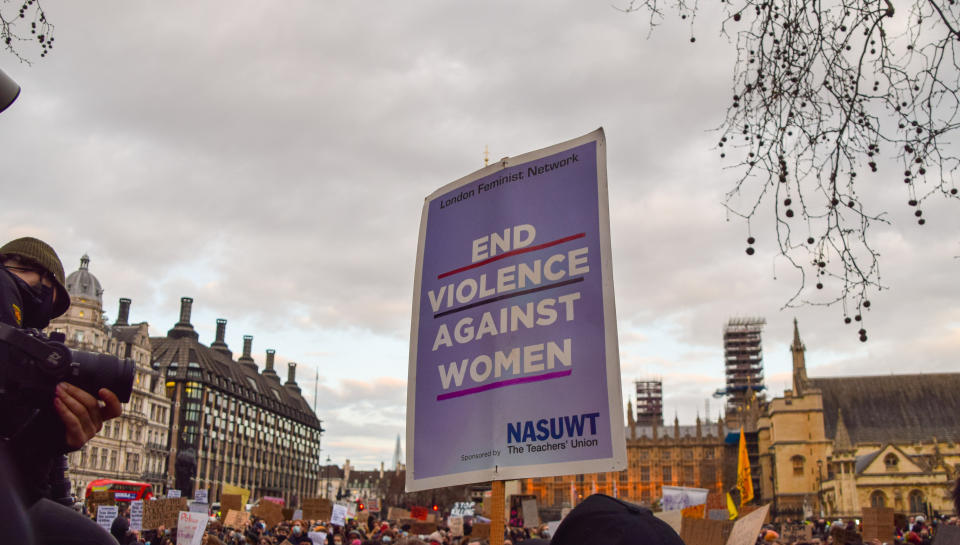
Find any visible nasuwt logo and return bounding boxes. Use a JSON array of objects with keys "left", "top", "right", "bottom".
[{"left": 507, "top": 411, "right": 600, "bottom": 444}]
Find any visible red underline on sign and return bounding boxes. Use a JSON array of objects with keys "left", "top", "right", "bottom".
[
  {"left": 437, "top": 233, "right": 586, "bottom": 279},
  {"left": 436, "top": 369, "right": 572, "bottom": 401}
]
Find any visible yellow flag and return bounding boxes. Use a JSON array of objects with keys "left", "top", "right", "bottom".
[
  {"left": 726, "top": 492, "right": 739, "bottom": 520},
  {"left": 736, "top": 427, "right": 754, "bottom": 507}
]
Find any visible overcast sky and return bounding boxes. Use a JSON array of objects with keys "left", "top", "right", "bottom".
[{"left": 2, "top": 1, "right": 958, "bottom": 470}]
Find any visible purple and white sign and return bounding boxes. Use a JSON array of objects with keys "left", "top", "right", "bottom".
[{"left": 406, "top": 129, "right": 626, "bottom": 491}]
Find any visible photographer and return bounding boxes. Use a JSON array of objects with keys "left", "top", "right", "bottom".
[{"left": 0, "top": 236, "right": 123, "bottom": 544}]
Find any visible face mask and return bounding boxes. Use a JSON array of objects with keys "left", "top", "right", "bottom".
[
  {"left": 293, "top": 526, "right": 302, "bottom": 535},
  {"left": 8, "top": 271, "right": 55, "bottom": 329}
]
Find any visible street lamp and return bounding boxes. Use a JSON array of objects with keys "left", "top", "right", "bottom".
[{"left": 0, "top": 68, "right": 21, "bottom": 113}]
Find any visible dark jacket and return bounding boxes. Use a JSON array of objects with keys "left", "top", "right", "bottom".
[{"left": 111, "top": 513, "right": 131, "bottom": 544}]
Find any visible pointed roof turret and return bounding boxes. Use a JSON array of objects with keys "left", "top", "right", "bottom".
[
  {"left": 791, "top": 318, "right": 809, "bottom": 395},
  {"left": 833, "top": 408, "right": 853, "bottom": 452}
]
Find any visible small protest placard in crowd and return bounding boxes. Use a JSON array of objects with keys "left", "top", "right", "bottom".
[
  {"left": 193, "top": 489, "right": 208, "bottom": 504},
  {"left": 862, "top": 507, "right": 895, "bottom": 543},
  {"left": 221, "top": 494, "right": 243, "bottom": 514},
  {"left": 781, "top": 523, "right": 813, "bottom": 542},
  {"left": 282, "top": 508, "right": 295, "bottom": 521},
  {"left": 223, "top": 510, "right": 250, "bottom": 529},
  {"left": 293, "top": 509, "right": 303, "bottom": 520},
  {"left": 408, "top": 521, "right": 439, "bottom": 535},
  {"left": 177, "top": 510, "right": 208, "bottom": 545},
  {"left": 411, "top": 506, "right": 429, "bottom": 521},
  {"left": 189, "top": 502, "right": 209, "bottom": 514},
  {"left": 130, "top": 500, "right": 144, "bottom": 531},
  {"left": 330, "top": 504, "right": 348, "bottom": 526},
  {"left": 681, "top": 518, "right": 734, "bottom": 545},
  {"left": 450, "top": 502, "right": 475, "bottom": 517},
  {"left": 167, "top": 489, "right": 181, "bottom": 499},
  {"left": 522, "top": 498, "right": 540, "bottom": 528},
  {"left": 726, "top": 504, "right": 770, "bottom": 545},
  {"left": 97, "top": 505, "right": 118, "bottom": 533},
  {"left": 448, "top": 516, "right": 464, "bottom": 536},
  {"left": 471, "top": 523, "right": 491, "bottom": 539},
  {"left": 307, "top": 532, "right": 327, "bottom": 545},
  {"left": 252, "top": 500, "right": 284, "bottom": 528},
  {"left": 303, "top": 498, "right": 333, "bottom": 521},
  {"left": 346, "top": 502, "right": 357, "bottom": 519},
  {"left": 387, "top": 507, "right": 411, "bottom": 521},
  {"left": 143, "top": 498, "right": 189, "bottom": 530}
]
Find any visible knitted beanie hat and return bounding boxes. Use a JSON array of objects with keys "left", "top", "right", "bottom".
[{"left": 0, "top": 236, "right": 71, "bottom": 318}]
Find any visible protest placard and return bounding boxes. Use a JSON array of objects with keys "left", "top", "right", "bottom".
[
  {"left": 307, "top": 532, "right": 327, "bottom": 545},
  {"left": 143, "top": 498, "right": 189, "bottom": 530},
  {"left": 411, "top": 506, "right": 429, "bottom": 521},
  {"left": 293, "top": 510, "right": 303, "bottom": 520},
  {"left": 194, "top": 489, "right": 208, "bottom": 504},
  {"left": 662, "top": 486, "right": 709, "bottom": 512},
  {"left": 303, "top": 498, "right": 333, "bottom": 521},
  {"left": 330, "top": 504, "right": 347, "bottom": 526},
  {"left": 862, "top": 507, "right": 895, "bottom": 543},
  {"left": 87, "top": 490, "right": 115, "bottom": 515},
  {"left": 406, "top": 129, "right": 625, "bottom": 491},
  {"left": 450, "top": 502, "right": 475, "bottom": 517},
  {"left": 408, "top": 521, "right": 439, "bottom": 535},
  {"left": 177, "top": 511, "right": 208, "bottom": 545},
  {"left": 282, "top": 508, "right": 295, "bottom": 521},
  {"left": 387, "top": 507, "right": 411, "bottom": 521},
  {"left": 932, "top": 525, "right": 960, "bottom": 545},
  {"left": 357, "top": 511, "right": 371, "bottom": 524},
  {"left": 654, "top": 511, "right": 683, "bottom": 535},
  {"left": 449, "top": 516, "right": 464, "bottom": 536},
  {"left": 367, "top": 498, "right": 380, "bottom": 512},
  {"left": 167, "top": 489, "right": 181, "bottom": 498},
  {"left": 346, "top": 502, "right": 357, "bottom": 519},
  {"left": 253, "top": 500, "right": 284, "bottom": 528},
  {"left": 709, "top": 509, "right": 730, "bottom": 521},
  {"left": 726, "top": 504, "right": 770, "bottom": 545},
  {"left": 221, "top": 484, "right": 251, "bottom": 508},
  {"left": 681, "top": 518, "right": 734, "bottom": 545},
  {"left": 522, "top": 498, "right": 540, "bottom": 528},
  {"left": 221, "top": 494, "right": 243, "bottom": 514},
  {"left": 97, "top": 505, "right": 118, "bottom": 533},
  {"left": 781, "top": 523, "right": 813, "bottom": 542},
  {"left": 223, "top": 510, "right": 250, "bottom": 529},
  {"left": 682, "top": 505, "right": 706, "bottom": 519},
  {"left": 189, "top": 501, "right": 209, "bottom": 514},
  {"left": 471, "top": 523, "right": 491, "bottom": 539},
  {"left": 130, "top": 500, "right": 144, "bottom": 531}
]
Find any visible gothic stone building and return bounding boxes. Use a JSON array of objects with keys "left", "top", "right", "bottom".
[
  {"left": 48, "top": 255, "right": 172, "bottom": 497},
  {"left": 151, "top": 297, "right": 324, "bottom": 506}
]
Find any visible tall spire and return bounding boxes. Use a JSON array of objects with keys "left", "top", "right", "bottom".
[
  {"left": 392, "top": 434, "right": 402, "bottom": 470},
  {"left": 791, "top": 318, "right": 809, "bottom": 395},
  {"left": 833, "top": 408, "right": 852, "bottom": 452}
]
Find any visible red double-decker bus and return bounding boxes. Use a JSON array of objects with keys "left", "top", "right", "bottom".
[{"left": 85, "top": 479, "right": 154, "bottom": 502}]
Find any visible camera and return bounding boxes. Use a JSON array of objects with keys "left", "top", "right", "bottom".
[{"left": 0, "top": 322, "right": 134, "bottom": 403}]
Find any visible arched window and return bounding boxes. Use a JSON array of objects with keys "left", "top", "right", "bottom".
[
  {"left": 792, "top": 455, "right": 806, "bottom": 476},
  {"left": 884, "top": 454, "right": 899, "bottom": 471},
  {"left": 909, "top": 490, "right": 924, "bottom": 513},
  {"left": 870, "top": 490, "right": 887, "bottom": 507}
]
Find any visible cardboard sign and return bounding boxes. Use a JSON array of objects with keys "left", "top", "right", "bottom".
[
  {"left": 223, "top": 509, "right": 250, "bottom": 529},
  {"left": 167, "top": 489, "right": 182, "bottom": 498},
  {"left": 862, "top": 507, "right": 895, "bottom": 543},
  {"left": 194, "top": 489, "right": 208, "bottom": 504},
  {"left": 97, "top": 505, "right": 119, "bottom": 533},
  {"left": 726, "top": 504, "right": 770, "bottom": 545},
  {"left": 130, "top": 500, "right": 144, "bottom": 531},
  {"left": 681, "top": 518, "right": 734, "bottom": 545},
  {"left": 522, "top": 498, "right": 540, "bottom": 528},
  {"left": 252, "top": 499, "right": 284, "bottom": 528},
  {"left": 303, "top": 498, "right": 333, "bottom": 521},
  {"left": 176, "top": 511, "right": 208, "bottom": 545},
  {"left": 450, "top": 502, "right": 475, "bottom": 517},
  {"left": 932, "top": 525, "right": 960, "bottom": 545},
  {"left": 449, "top": 516, "right": 464, "bottom": 536},
  {"left": 143, "top": 498, "right": 189, "bottom": 530},
  {"left": 282, "top": 508, "right": 295, "bottom": 521},
  {"left": 356, "top": 511, "right": 370, "bottom": 524},
  {"left": 221, "top": 484, "right": 251, "bottom": 508},
  {"left": 471, "top": 522, "right": 491, "bottom": 539},
  {"left": 387, "top": 507, "right": 411, "bottom": 521},
  {"left": 221, "top": 494, "right": 243, "bottom": 514},
  {"left": 411, "top": 506, "right": 429, "bottom": 521},
  {"left": 308, "top": 532, "right": 327, "bottom": 545},
  {"left": 330, "top": 504, "right": 348, "bottom": 526},
  {"left": 654, "top": 510, "right": 683, "bottom": 535},
  {"left": 87, "top": 490, "right": 115, "bottom": 516},
  {"left": 408, "top": 521, "right": 439, "bottom": 535},
  {"left": 406, "top": 129, "right": 626, "bottom": 492}
]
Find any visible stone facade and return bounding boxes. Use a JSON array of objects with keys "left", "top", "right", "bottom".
[{"left": 48, "top": 256, "right": 173, "bottom": 498}]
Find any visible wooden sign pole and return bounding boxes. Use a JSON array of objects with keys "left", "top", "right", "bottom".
[{"left": 490, "top": 480, "right": 505, "bottom": 545}]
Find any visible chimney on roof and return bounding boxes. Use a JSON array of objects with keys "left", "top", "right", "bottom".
[
  {"left": 167, "top": 297, "right": 199, "bottom": 340},
  {"left": 115, "top": 298, "right": 131, "bottom": 326},
  {"left": 211, "top": 318, "right": 232, "bottom": 357},
  {"left": 263, "top": 349, "right": 280, "bottom": 380},
  {"left": 285, "top": 361, "right": 301, "bottom": 392},
  {"left": 238, "top": 335, "right": 258, "bottom": 371}
]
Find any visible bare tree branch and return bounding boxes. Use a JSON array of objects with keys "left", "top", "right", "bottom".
[{"left": 1, "top": 0, "right": 54, "bottom": 64}]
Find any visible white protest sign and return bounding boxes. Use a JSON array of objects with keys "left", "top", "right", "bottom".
[
  {"left": 177, "top": 510, "right": 209, "bottom": 545},
  {"left": 346, "top": 501, "right": 357, "bottom": 518},
  {"left": 194, "top": 489, "right": 208, "bottom": 504},
  {"left": 330, "top": 504, "right": 348, "bottom": 526},
  {"left": 130, "top": 500, "right": 144, "bottom": 531},
  {"left": 450, "top": 502, "right": 475, "bottom": 517},
  {"left": 189, "top": 501, "right": 209, "bottom": 514},
  {"left": 662, "top": 486, "right": 709, "bottom": 512},
  {"left": 294, "top": 509, "right": 303, "bottom": 520},
  {"left": 308, "top": 532, "right": 328, "bottom": 545},
  {"left": 521, "top": 498, "right": 540, "bottom": 528},
  {"left": 448, "top": 516, "right": 464, "bottom": 536},
  {"left": 97, "top": 505, "right": 119, "bottom": 533},
  {"left": 167, "top": 489, "right": 182, "bottom": 498}
]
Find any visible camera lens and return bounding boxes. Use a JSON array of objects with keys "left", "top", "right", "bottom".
[{"left": 68, "top": 350, "right": 135, "bottom": 403}]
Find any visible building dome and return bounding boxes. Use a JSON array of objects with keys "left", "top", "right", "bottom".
[{"left": 65, "top": 254, "right": 104, "bottom": 304}]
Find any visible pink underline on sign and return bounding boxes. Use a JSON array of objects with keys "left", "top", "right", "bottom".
[
  {"left": 436, "top": 369, "right": 572, "bottom": 401},
  {"left": 437, "top": 233, "right": 586, "bottom": 279}
]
